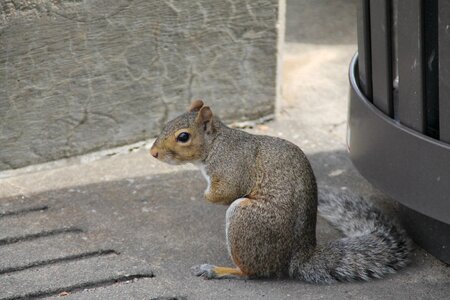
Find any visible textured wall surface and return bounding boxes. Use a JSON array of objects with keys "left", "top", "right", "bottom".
[{"left": 0, "top": 0, "right": 279, "bottom": 170}]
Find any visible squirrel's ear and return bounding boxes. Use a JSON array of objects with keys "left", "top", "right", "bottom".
[
  {"left": 188, "top": 99, "right": 204, "bottom": 112},
  {"left": 195, "top": 106, "right": 213, "bottom": 131}
]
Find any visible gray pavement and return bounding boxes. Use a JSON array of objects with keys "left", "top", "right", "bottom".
[{"left": 1, "top": 1, "right": 449, "bottom": 299}]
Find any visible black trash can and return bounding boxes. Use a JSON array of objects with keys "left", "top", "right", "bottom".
[{"left": 348, "top": 0, "right": 450, "bottom": 264}]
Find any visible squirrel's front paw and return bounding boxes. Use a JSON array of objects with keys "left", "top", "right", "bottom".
[{"left": 191, "top": 264, "right": 217, "bottom": 279}]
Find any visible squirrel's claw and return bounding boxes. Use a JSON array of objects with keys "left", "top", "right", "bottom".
[
  {"left": 191, "top": 264, "right": 248, "bottom": 280},
  {"left": 191, "top": 263, "right": 217, "bottom": 279}
]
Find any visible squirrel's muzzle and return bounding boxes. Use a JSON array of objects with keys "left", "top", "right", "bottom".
[{"left": 150, "top": 146, "right": 158, "bottom": 158}]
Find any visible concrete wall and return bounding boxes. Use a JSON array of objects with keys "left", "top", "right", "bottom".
[{"left": 0, "top": 0, "right": 280, "bottom": 170}]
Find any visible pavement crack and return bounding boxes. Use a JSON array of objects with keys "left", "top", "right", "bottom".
[
  {"left": 0, "top": 227, "right": 84, "bottom": 246},
  {"left": 150, "top": 298, "right": 188, "bottom": 300},
  {"left": 0, "top": 205, "right": 49, "bottom": 219},
  {"left": 0, "top": 249, "right": 119, "bottom": 275},
  {"left": 2, "top": 273, "right": 155, "bottom": 300}
]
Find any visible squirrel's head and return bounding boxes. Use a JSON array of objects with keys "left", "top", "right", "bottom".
[{"left": 150, "top": 100, "right": 216, "bottom": 164}]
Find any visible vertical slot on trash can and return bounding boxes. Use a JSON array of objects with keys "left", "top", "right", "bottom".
[
  {"left": 397, "top": 0, "right": 426, "bottom": 133},
  {"left": 357, "top": 0, "right": 372, "bottom": 100},
  {"left": 392, "top": 0, "right": 399, "bottom": 119},
  {"left": 370, "top": 0, "right": 393, "bottom": 116},
  {"left": 438, "top": 0, "right": 450, "bottom": 143},
  {"left": 424, "top": 0, "right": 439, "bottom": 139}
]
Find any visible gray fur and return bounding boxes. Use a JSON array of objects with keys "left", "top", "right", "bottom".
[
  {"left": 225, "top": 198, "right": 247, "bottom": 258},
  {"left": 152, "top": 105, "right": 410, "bottom": 284},
  {"left": 289, "top": 187, "right": 411, "bottom": 283}
]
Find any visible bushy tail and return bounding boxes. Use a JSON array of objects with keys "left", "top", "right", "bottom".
[{"left": 290, "top": 187, "right": 411, "bottom": 284}]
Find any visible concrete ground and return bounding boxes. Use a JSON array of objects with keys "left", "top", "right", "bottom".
[{"left": 1, "top": 0, "right": 449, "bottom": 299}]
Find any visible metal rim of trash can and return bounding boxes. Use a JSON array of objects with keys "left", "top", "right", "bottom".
[{"left": 348, "top": 53, "right": 450, "bottom": 264}]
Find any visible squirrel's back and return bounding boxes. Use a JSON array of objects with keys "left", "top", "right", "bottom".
[{"left": 212, "top": 127, "right": 317, "bottom": 196}]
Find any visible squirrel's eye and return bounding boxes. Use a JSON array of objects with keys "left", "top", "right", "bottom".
[{"left": 176, "top": 132, "right": 190, "bottom": 143}]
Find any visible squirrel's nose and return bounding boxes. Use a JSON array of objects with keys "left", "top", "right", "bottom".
[{"left": 150, "top": 147, "right": 158, "bottom": 158}]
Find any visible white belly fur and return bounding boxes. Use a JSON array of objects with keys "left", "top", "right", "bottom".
[
  {"left": 225, "top": 198, "right": 246, "bottom": 258},
  {"left": 198, "top": 164, "right": 211, "bottom": 194}
]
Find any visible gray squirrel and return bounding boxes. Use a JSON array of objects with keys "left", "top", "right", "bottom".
[{"left": 150, "top": 100, "right": 410, "bottom": 283}]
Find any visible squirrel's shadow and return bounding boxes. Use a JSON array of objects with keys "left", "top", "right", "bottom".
[{"left": 0, "top": 149, "right": 406, "bottom": 273}]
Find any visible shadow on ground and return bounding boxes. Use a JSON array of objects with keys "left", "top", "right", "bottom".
[{"left": 1, "top": 150, "right": 448, "bottom": 299}]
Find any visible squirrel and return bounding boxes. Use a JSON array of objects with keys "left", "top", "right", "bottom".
[{"left": 150, "top": 100, "right": 410, "bottom": 284}]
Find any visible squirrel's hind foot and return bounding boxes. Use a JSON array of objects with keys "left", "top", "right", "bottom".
[{"left": 191, "top": 264, "right": 248, "bottom": 280}]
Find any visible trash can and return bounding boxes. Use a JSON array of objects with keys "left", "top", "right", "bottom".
[{"left": 348, "top": 0, "right": 450, "bottom": 264}]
